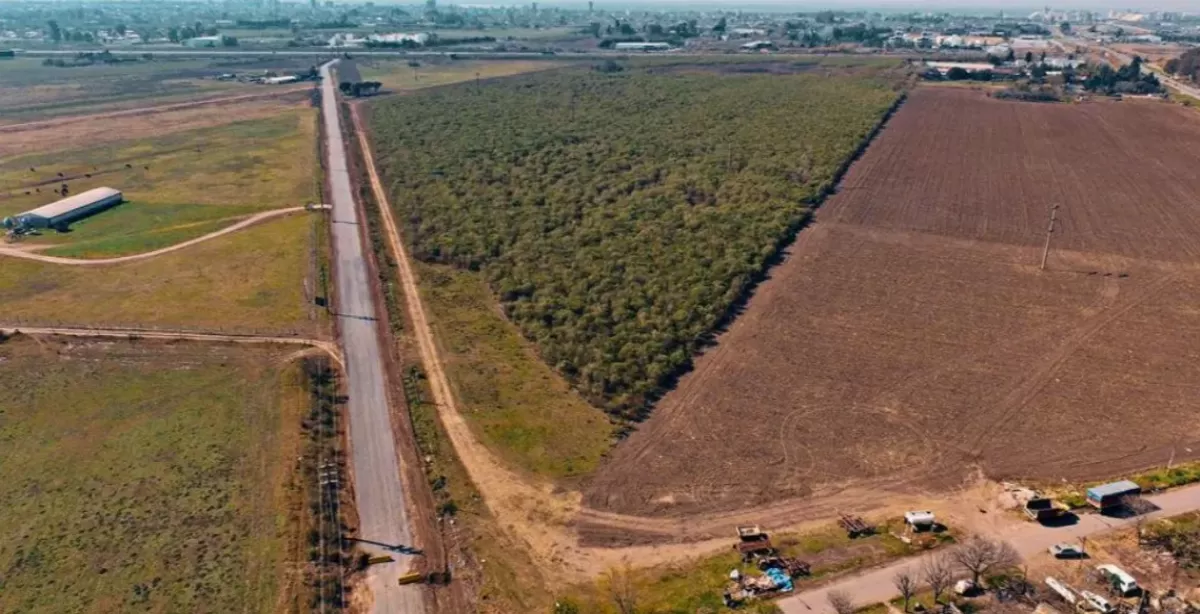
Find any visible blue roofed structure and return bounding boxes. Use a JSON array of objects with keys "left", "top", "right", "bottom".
[{"left": 1086, "top": 480, "right": 1140, "bottom": 509}]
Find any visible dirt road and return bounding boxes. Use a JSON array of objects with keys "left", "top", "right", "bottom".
[
  {"left": 779, "top": 482, "right": 1200, "bottom": 613},
  {"left": 319, "top": 61, "right": 425, "bottom": 614},
  {"left": 0, "top": 206, "right": 322, "bottom": 265},
  {"left": 0, "top": 324, "right": 342, "bottom": 365}
]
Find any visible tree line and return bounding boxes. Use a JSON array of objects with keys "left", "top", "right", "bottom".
[
  {"left": 1166, "top": 48, "right": 1200, "bottom": 83},
  {"left": 368, "top": 67, "right": 898, "bottom": 420}
]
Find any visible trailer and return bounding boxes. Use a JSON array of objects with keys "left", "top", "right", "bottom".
[
  {"left": 838, "top": 512, "right": 875, "bottom": 537},
  {"left": 1025, "top": 496, "right": 1069, "bottom": 522},
  {"left": 1086, "top": 480, "right": 1140, "bottom": 510},
  {"left": 734, "top": 525, "right": 775, "bottom": 561}
]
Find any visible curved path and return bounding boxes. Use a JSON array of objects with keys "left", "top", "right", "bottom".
[
  {"left": 0, "top": 206, "right": 326, "bottom": 266},
  {"left": 0, "top": 324, "right": 342, "bottom": 367}
]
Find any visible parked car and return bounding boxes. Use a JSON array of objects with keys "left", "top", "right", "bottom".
[
  {"left": 1080, "top": 590, "right": 1115, "bottom": 613},
  {"left": 1049, "top": 543, "right": 1084, "bottom": 558}
]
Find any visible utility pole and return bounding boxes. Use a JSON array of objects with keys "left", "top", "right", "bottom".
[{"left": 1040, "top": 204, "right": 1059, "bottom": 271}]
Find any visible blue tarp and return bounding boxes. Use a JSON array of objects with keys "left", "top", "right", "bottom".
[
  {"left": 1086, "top": 480, "right": 1140, "bottom": 502},
  {"left": 764, "top": 567, "right": 793, "bottom": 592}
]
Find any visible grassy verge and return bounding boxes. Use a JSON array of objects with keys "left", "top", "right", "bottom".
[
  {"left": 0, "top": 336, "right": 307, "bottom": 613},
  {"left": 0, "top": 214, "right": 315, "bottom": 334},
  {"left": 1170, "top": 91, "right": 1200, "bottom": 110},
  {"left": 0, "top": 110, "right": 317, "bottom": 256},
  {"left": 402, "top": 364, "right": 552, "bottom": 612},
  {"left": 558, "top": 520, "right": 954, "bottom": 613},
  {"left": 298, "top": 356, "right": 354, "bottom": 611},
  {"left": 413, "top": 261, "right": 615, "bottom": 481}
]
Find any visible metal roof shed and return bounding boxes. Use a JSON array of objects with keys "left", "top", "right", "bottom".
[
  {"left": 1085, "top": 480, "right": 1140, "bottom": 508},
  {"left": 904, "top": 510, "right": 936, "bottom": 526}
]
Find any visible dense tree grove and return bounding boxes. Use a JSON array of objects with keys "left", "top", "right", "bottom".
[
  {"left": 370, "top": 69, "right": 898, "bottom": 419},
  {"left": 1166, "top": 48, "right": 1200, "bottom": 83},
  {"left": 1084, "top": 57, "right": 1163, "bottom": 95}
]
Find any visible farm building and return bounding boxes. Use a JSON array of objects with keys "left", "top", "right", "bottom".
[
  {"left": 183, "top": 36, "right": 222, "bottom": 48},
  {"left": 614, "top": 42, "right": 672, "bottom": 52},
  {"left": 741, "top": 40, "right": 776, "bottom": 51},
  {"left": 2, "top": 187, "right": 123, "bottom": 233},
  {"left": 1085, "top": 480, "right": 1140, "bottom": 510}
]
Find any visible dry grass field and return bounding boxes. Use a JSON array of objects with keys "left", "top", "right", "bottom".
[
  {"left": 356, "top": 58, "right": 564, "bottom": 92},
  {"left": 0, "top": 56, "right": 322, "bottom": 123},
  {"left": 0, "top": 109, "right": 317, "bottom": 258},
  {"left": 0, "top": 89, "right": 313, "bottom": 159},
  {"left": 0, "top": 336, "right": 307, "bottom": 614},
  {"left": 584, "top": 88, "right": 1200, "bottom": 519}
]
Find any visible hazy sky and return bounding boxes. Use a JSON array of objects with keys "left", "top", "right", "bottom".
[{"left": 526, "top": 0, "right": 1195, "bottom": 12}]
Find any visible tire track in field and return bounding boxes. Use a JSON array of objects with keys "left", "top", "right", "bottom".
[{"left": 966, "top": 271, "right": 1177, "bottom": 452}]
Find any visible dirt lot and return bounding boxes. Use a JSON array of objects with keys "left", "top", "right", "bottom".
[{"left": 583, "top": 87, "right": 1200, "bottom": 523}]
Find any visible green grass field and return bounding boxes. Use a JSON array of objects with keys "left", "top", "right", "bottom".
[
  {"left": 0, "top": 336, "right": 307, "bottom": 613},
  {"left": 0, "top": 213, "right": 318, "bottom": 334},
  {"left": 357, "top": 58, "right": 563, "bottom": 92},
  {"left": 0, "top": 110, "right": 317, "bottom": 258},
  {"left": 416, "top": 262, "right": 614, "bottom": 480}
]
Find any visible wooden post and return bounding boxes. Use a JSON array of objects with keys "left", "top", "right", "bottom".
[{"left": 1040, "top": 204, "right": 1059, "bottom": 271}]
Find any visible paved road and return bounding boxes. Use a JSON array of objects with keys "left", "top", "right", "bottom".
[
  {"left": 779, "top": 483, "right": 1200, "bottom": 613},
  {"left": 319, "top": 61, "right": 425, "bottom": 614},
  {"left": 0, "top": 206, "right": 322, "bottom": 265}
]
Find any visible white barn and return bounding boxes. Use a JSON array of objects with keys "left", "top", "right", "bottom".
[{"left": 2, "top": 187, "right": 124, "bottom": 232}]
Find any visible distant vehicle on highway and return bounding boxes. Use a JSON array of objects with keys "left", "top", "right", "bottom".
[{"left": 1049, "top": 543, "right": 1084, "bottom": 558}]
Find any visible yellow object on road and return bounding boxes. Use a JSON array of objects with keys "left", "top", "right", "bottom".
[{"left": 397, "top": 571, "right": 424, "bottom": 586}]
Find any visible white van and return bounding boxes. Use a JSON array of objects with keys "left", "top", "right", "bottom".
[{"left": 1096, "top": 564, "right": 1140, "bottom": 597}]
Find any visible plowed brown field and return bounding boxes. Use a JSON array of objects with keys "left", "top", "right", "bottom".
[{"left": 583, "top": 88, "right": 1200, "bottom": 522}]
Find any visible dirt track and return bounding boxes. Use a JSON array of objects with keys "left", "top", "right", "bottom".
[
  {"left": 0, "top": 325, "right": 342, "bottom": 366},
  {"left": 0, "top": 206, "right": 322, "bottom": 265},
  {"left": 584, "top": 87, "right": 1200, "bottom": 524}
]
